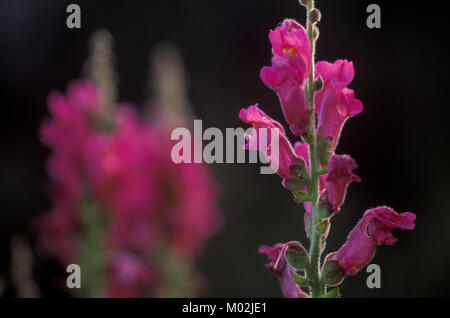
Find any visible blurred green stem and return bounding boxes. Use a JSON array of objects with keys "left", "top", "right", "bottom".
[{"left": 79, "top": 197, "right": 106, "bottom": 298}]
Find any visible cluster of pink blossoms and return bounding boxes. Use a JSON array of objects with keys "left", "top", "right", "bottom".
[
  {"left": 240, "top": 18, "right": 415, "bottom": 297},
  {"left": 36, "top": 80, "right": 221, "bottom": 297}
]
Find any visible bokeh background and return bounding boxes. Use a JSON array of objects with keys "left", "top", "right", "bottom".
[{"left": 1, "top": 0, "right": 449, "bottom": 297}]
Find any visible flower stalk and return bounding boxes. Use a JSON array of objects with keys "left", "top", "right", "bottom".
[
  {"left": 241, "top": 0, "right": 415, "bottom": 298},
  {"left": 303, "top": 0, "right": 325, "bottom": 298}
]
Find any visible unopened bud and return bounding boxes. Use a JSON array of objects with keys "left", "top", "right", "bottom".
[
  {"left": 309, "top": 9, "right": 321, "bottom": 24},
  {"left": 299, "top": 0, "right": 310, "bottom": 8}
]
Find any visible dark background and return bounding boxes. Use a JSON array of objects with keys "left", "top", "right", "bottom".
[{"left": 1, "top": 0, "right": 449, "bottom": 297}]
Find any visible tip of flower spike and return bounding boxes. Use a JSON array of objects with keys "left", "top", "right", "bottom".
[
  {"left": 298, "top": 0, "right": 309, "bottom": 7},
  {"left": 309, "top": 9, "right": 321, "bottom": 24}
]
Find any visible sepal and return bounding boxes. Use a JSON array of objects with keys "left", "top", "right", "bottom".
[
  {"left": 285, "top": 242, "right": 309, "bottom": 270},
  {"left": 321, "top": 252, "right": 345, "bottom": 287},
  {"left": 322, "top": 287, "right": 340, "bottom": 298}
]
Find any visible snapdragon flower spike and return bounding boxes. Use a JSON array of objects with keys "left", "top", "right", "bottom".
[
  {"left": 260, "top": 19, "right": 312, "bottom": 136},
  {"left": 331, "top": 207, "right": 416, "bottom": 276},
  {"left": 314, "top": 60, "right": 363, "bottom": 153},
  {"left": 239, "top": 104, "right": 307, "bottom": 188},
  {"left": 321, "top": 154, "right": 361, "bottom": 215},
  {"left": 259, "top": 243, "right": 309, "bottom": 298}
]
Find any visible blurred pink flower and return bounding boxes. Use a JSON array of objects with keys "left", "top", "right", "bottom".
[
  {"left": 166, "top": 160, "right": 222, "bottom": 258},
  {"left": 107, "top": 251, "right": 156, "bottom": 298},
  {"left": 84, "top": 107, "right": 163, "bottom": 253},
  {"left": 36, "top": 80, "right": 221, "bottom": 296}
]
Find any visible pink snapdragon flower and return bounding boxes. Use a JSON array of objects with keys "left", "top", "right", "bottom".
[
  {"left": 332, "top": 207, "right": 416, "bottom": 275},
  {"left": 322, "top": 154, "right": 361, "bottom": 214},
  {"left": 259, "top": 243, "right": 309, "bottom": 298},
  {"left": 239, "top": 104, "right": 305, "bottom": 184},
  {"left": 260, "top": 19, "right": 311, "bottom": 136},
  {"left": 314, "top": 60, "right": 363, "bottom": 152}
]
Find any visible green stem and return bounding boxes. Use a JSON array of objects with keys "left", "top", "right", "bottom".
[
  {"left": 304, "top": 0, "right": 324, "bottom": 298},
  {"left": 306, "top": 0, "right": 316, "bottom": 110}
]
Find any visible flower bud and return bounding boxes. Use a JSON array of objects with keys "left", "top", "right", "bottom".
[
  {"left": 321, "top": 252, "right": 345, "bottom": 287},
  {"left": 285, "top": 242, "right": 309, "bottom": 270},
  {"left": 299, "top": 0, "right": 310, "bottom": 7},
  {"left": 309, "top": 9, "right": 321, "bottom": 24}
]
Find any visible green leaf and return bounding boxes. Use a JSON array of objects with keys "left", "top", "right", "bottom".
[
  {"left": 291, "top": 272, "right": 311, "bottom": 287},
  {"left": 322, "top": 287, "right": 339, "bottom": 298}
]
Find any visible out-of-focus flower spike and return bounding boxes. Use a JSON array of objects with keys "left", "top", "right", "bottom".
[
  {"left": 149, "top": 43, "right": 192, "bottom": 127},
  {"left": 84, "top": 29, "right": 118, "bottom": 117}
]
